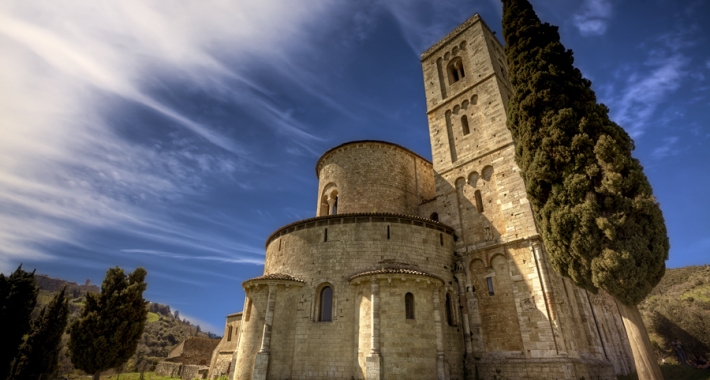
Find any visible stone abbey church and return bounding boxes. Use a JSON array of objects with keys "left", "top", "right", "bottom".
[{"left": 207, "top": 14, "right": 635, "bottom": 380}]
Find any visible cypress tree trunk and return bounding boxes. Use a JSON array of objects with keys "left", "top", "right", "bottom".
[
  {"left": 93, "top": 371, "right": 101, "bottom": 380},
  {"left": 617, "top": 301, "right": 663, "bottom": 380}
]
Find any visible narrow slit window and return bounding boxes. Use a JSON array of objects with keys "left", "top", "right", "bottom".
[
  {"left": 475, "top": 190, "right": 484, "bottom": 213},
  {"left": 487, "top": 277, "right": 495, "bottom": 296},
  {"left": 405, "top": 292, "right": 415, "bottom": 319},
  {"left": 245, "top": 299, "right": 252, "bottom": 322},
  {"left": 227, "top": 325, "right": 233, "bottom": 341},
  {"left": 324, "top": 228, "right": 328, "bottom": 242},
  {"left": 461, "top": 115, "right": 470, "bottom": 135},
  {"left": 319, "top": 286, "right": 333, "bottom": 322},
  {"left": 440, "top": 233, "right": 444, "bottom": 246},
  {"left": 445, "top": 293, "right": 453, "bottom": 326},
  {"left": 387, "top": 225, "right": 390, "bottom": 240}
]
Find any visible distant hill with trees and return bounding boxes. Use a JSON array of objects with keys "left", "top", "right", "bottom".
[
  {"left": 639, "top": 265, "right": 710, "bottom": 362},
  {"left": 33, "top": 274, "right": 218, "bottom": 375}
]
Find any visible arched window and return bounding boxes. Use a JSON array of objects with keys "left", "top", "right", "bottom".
[
  {"left": 319, "top": 286, "right": 333, "bottom": 322},
  {"left": 445, "top": 293, "right": 453, "bottom": 326},
  {"left": 430, "top": 212, "right": 439, "bottom": 222},
  {"left": 448, "top": 58, "right": 465, "bottom": 83},
  {"left": 405, "top": 292, "right": 415, "bottom": 319},
  {"left": 461, "top": 115, "right": 470, "bottom": 135},
  {"left": 332, "top": 195, "right": 338, "bottom": 215},
  {"left": 475, "top": 190, "right": 484, "bottom": 213},
  {"left": 227, "top": 325, "right": 233, "bottom": 341}
]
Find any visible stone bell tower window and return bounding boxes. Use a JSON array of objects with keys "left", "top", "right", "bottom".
[
  {"left": 319, "top": 286, "right": 333, "bottom": 322},
  {"left": 227, "top": 325, "right": 233, "bottom": 341},
  {"left": 448, "top": 58, "right": 465, "bottom": 83},
  {"left": 461, "top": 115, "right": 470, "bottom": 135},
  {"left": 405, "top": 292, "right": 415, "bottom": 319},
  {"left": 475, "top": 190, "right": 484, "bottom": 213}
]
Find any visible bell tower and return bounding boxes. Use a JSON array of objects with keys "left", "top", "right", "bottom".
[
  {"left": 420, "top": 14, "right": 634, "bottom": 380},
  {"left": 421, "top": 13, "right": 536, "bottom": 253}
]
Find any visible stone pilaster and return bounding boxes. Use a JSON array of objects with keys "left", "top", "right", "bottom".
[
  {"left": 366, "top": 279, "right": 382, "bottom": 380},
  {"left": 454, "top": 262, "right": 473, "bottom": 356},
  {"left": 433, "top": 286, "right": 446, "bottom": 380},
  {"left": 532, "top": 241, "right": 568, "bottom": 355},
  {"left": 253, "top": 285, "right": 276, "bottom": 380}
]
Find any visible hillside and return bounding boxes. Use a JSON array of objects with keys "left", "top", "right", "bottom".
[
  {"left": 32, "top": 275, "right": 219, "bottom": 374},
  {"left": 639, "top": 265, "right": 710, "bottom": 362}
]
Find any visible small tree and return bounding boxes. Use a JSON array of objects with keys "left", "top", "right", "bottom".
[
  {"left": 12, "top": 287, "right": 70, "bottom": 380},
  {"left": 501, "top": 0, "right": 669, "bottom": 378},
  {"left": 68, "top": 267, "right": 148, "bottom": 380},
  {"left": 0, "top": 265, "right": 38, "bottom": 380}
]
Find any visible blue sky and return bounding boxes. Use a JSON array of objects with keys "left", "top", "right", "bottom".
[{"left": 1, "top": 0, "right": 708, "bottom": 334}]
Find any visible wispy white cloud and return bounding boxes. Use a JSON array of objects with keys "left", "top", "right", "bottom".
[
  {"left": 122, "top": 249, "right": 263, "bottom": 266},
  {"left": 652, "top": 136, "right": 680, "bottom": 160},
  {"left": 573, "top": 0, "right": 612, "bottom": 36},
  {"left": 379, "top": 0, "right": 479, "bottom": 54},
  {"left": 0, "top": 0, "right": 342, "bottom": 271},
  {"left": 178, "top": 311, "right": 223, "bottom": 335},
  {"left": 612, "top": 54, "right": 688, "bottom": 137},
  {"left": 603, "top": 30, "right": 692, "bottom": 138}
]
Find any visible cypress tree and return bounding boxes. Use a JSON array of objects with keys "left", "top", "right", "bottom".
[
  {"left": 0, "top": 266, "right": 38, "bottom": 380},
  {"left": 501, "top": 0, "right": 669, "bottom": 378},
  {"left": 11, "top": 288, "right": 70, "bottom": 380},
  {"left": 68, "top": 267, "right": 148, "bottom": 380}
]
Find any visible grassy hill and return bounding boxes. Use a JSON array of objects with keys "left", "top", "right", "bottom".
[
  {"left": 638, "top": 265, "right": 710, "bottom": 363},
  {"left": 32, "top": 275, "right": 218, "bottom": 375}
]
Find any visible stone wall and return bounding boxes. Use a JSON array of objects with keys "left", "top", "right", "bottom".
[
  {"left": 156, "top": 361, "right": 210, "bottom": 380},
  {"left": 155, "top": 361, "right": 182, "bottom": 377},
  {"left": 233, "top": 215, "right": 461, "bottom": 379},
  {"left": 208, "top": 313, "right": 242, "bottom": 379},
  {"left": 315, "top": 141, "right": 435, "bottom": 216},
  {"left": 235, "top": 272, "right": 464, "bottom": 380},
  {"left": 168, "top": 337, "right": 220, "bottom": 366},
  {"left": 264, "top": 215, "right": 454, "bottom": 281}
]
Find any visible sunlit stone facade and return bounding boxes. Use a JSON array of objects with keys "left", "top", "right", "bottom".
[{"left": 209, "top": 14, "right": 635, "bottom": 380}]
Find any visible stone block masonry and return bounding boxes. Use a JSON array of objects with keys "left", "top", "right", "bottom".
[{"left": 210, "top": 12, "right": 634, "bottom": 380}]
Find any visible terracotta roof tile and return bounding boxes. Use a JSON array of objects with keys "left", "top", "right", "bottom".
[
  {"left": 348, "top": 267, "right": 443, "bottom": 282},
  {"left": 243, "top": 273, "right": 305, "bottom": 285}
]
